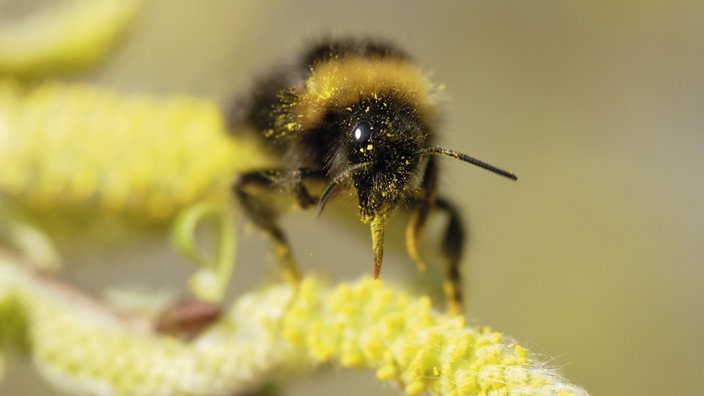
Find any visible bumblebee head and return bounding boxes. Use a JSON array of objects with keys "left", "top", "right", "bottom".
[
  {"left": 300, "top": 47, "right": 517, "bottom": 279},
  {"left": 316, "top": 93, "right": 516, "bottom": 279},
  {"left": 321, "top": 95, "right": 428, "bottom": 222}
]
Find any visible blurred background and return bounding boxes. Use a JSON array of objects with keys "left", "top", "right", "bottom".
[{"left": 2, "top": 0, "right": 703, "bottom": 395}]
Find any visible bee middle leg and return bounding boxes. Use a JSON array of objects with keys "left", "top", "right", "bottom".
[
  {"left": 233, "top": 169, "right": 324, "bottom": 283},
  {"left": 435, "top": 197, "right": 466, "bottom": 315}
]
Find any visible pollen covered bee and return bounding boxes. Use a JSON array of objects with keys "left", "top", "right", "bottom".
[{"left": 230, "top": 38, "right": 516, "bottom": 313}]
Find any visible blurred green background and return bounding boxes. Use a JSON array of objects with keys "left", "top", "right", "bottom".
[{"left": 2, "top": 0, "right": 703, "bottom": 395}]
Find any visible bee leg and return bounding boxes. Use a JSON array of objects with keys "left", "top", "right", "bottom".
[
  {"left": 268, "top": 228, "right": 300, "bottom": 284},
  {"left": 409, "top": 157, "right": 466, "bottom": 314},
  {"left": 406, "top": 156, "right": 440, "bottom": 272},
  {"left": 434, "top": 197, "right": 466, "bottom": 315},
  {"left": 288, "top": 169, "right": 321, "bottom": 209},
  {"left": 405, "top": 200, "right": 431, "bottom": 272},
  {"left": 233, "top": 169, "right": 324, "bottom": 283}
]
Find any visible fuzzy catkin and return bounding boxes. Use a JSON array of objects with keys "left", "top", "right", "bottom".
[
  {"left": 0, "top": 79, "right": 269, "bottom": 225},
  {"left": 0, "top": 256, "right": 588, "bottom": 396}
]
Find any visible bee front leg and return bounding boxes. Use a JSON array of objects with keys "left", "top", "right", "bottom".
[
  {"left": 408, "top": 196, "right": 467, "bottom": 315},
  {"left": 406, "top": 201, "right": 431, "bottom": 272},
  {"left": 407, "top": 157, "right": 467, "bottom": 314},
  {"left": 405, "top": 157, "right": 439, "bottom": 272},
  {"left": 233, "top": 169, "right": 325, "bottom": 283}
]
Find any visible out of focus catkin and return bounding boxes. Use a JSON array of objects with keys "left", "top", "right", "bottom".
[{"left": 0, "top": 79, "right": 269, "bottom": 226}]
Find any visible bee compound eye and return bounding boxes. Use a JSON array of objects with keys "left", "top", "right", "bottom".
[{"left": 353, "top": 121, "right": 372, "bottom": 143}]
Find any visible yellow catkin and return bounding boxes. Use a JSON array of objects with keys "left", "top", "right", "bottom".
[
  {"left": 0, "top": 0, "right": 140, "bottom": 78},
  {"left": 0, "top": 255, "right": 589, "bottom": 396},
  {"left": 279, "top": 277, "right": 589, "bottom": 396},
  {"left": 0, "top": 79, "right": 270, "bottom": 226}
]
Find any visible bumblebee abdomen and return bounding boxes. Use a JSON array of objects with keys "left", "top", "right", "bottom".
[
  {"left": 300, "top": 37, "right": 412, "bottom": 68},
  {"left": 240, "top": 67, "right": 301, "bottom": 137}
]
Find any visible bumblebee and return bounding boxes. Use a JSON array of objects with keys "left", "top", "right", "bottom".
[{"left": 230, "top": 38, "right": 516, "bottom": 313}]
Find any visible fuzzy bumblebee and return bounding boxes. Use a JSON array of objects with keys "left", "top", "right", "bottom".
[{"left": 230, "top": 38, "right": 517, "bottom": 313}]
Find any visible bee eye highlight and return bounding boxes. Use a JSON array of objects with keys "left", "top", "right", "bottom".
[{"left": 353, "top": 121, "right": 372, "bottom": 143}]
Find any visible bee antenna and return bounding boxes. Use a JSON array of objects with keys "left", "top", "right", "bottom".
[
  {"left": 317, "top": 162, "right": 372, "bottom": 217},
  {"left": 420, "top": 146, "right": 518, "bottom": 181}
]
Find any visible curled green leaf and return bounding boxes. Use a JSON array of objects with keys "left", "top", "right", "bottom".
[{"left": 171, "top": 202, "right": 237, "bottom": 302}]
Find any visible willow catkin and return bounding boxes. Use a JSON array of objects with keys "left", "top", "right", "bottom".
[{"left": 0, "top": 79, "right": 269, "bottom": 225}]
